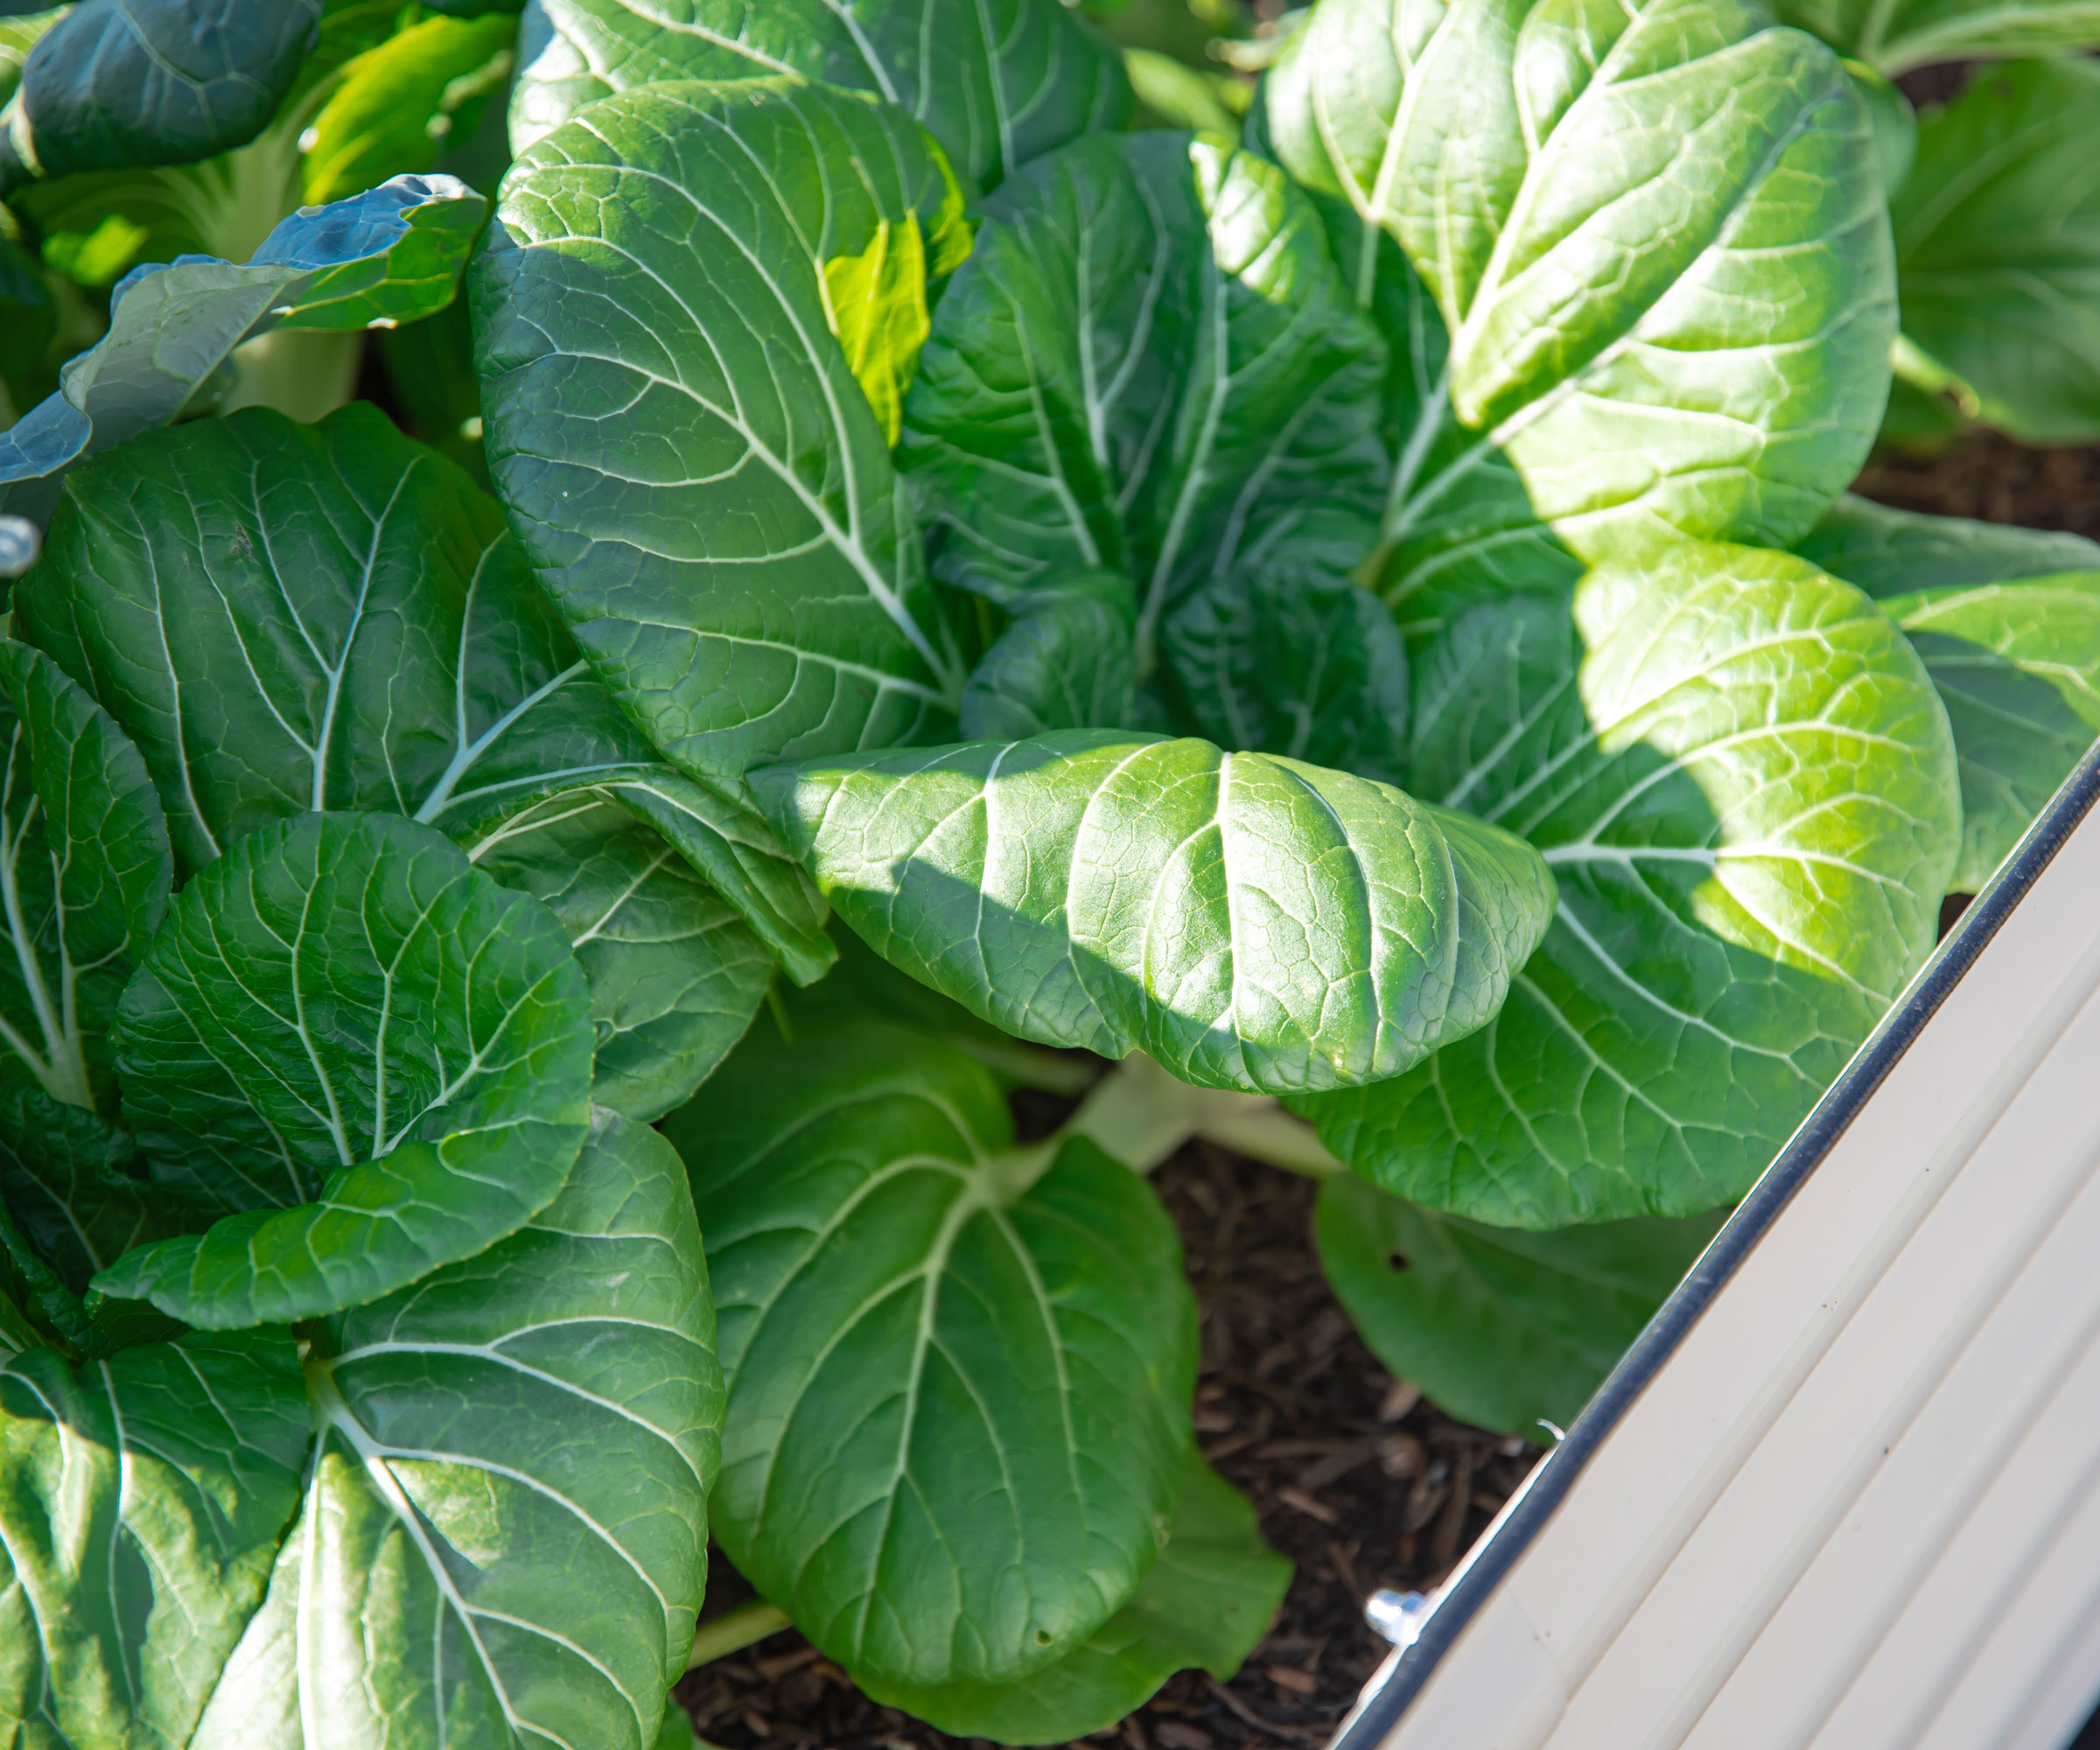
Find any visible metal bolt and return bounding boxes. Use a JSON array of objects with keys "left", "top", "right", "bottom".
[{"left": 1366, "top": 1588, "right": 1432, "bottom": 1648}]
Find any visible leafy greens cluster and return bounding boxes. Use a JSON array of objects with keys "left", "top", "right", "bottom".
[{"left": 2, "top": 0, "right": 2099, "bottom": 1743}]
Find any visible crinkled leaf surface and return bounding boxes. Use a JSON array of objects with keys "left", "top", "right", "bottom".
[
  {"left": 1776, "top": 0, "right": 2100, "bottom": 73},
  {"left": 511, "top": 0, "right": 1129, "bottom": 186},
  {"left": 94, "top": 811, "right": 594, "bottom": 1328},
  {"left": 475, "top": 79, "right": 970, "bottom": 778},
  {"left": 0, "top": 638, "right": 171, "bottom": 1116},
  {"left": 900, "top": 130, "right": 1386, "bottom": 665},
  {"left": 0, "top": 1086, "right": 177, "bottom": 1303},
  {"left": 1316, "top": 1170, "right": 1723, "bottom": 1438},
  {"left": 1295, "top": 548, "right": 1959, "bottom": 1227},
  {"left": 1888, "top": 59, "right": 2100, "bottom": 447},
  {"left": 0, "top": 1328, "right": 311, "bottom": 1750},
  {"left": 464, "top": 788, "right": 773, "bottom": 1121},
  {"left": 1802, "top": 497, "right": 2100, "bottom": 888},
  {"left": 959, "top": 573, "right": 1138, "bottom": 742},
  {"left": 1261, "top": 0, "right": 1897, "bottom": 606},
  {"left": 18, "top": 403, "right": 835, "bottom": 990},
  {"left": 753, "top": 730, "right": 1557, "bottom": 1095},
  {"left": 188, "top": 1112, "right": 722, "bottom": 1750},
  {"left": 0, "top": 175, "right": 485, "bottom": 520},
  {"left": 662, "top": 1025, "right": 1196, "bottom": 1689},
  {"left": 0, "top": 0, "right": 321, "bottom": 192},
  {"left": 862, "top": 1451, "right": 1289, "bottom": 1742}
]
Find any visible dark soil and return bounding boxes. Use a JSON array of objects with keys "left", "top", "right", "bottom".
[{"left": 676, "top": 436, "right": 2100, "bottom": 1750}]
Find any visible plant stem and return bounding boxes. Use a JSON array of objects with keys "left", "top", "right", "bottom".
[
  {"left": 1061, "top": 1053, "right": 1342, "bottom": 1178},
  {"left": 686, "top": 1601, "right": 794, "bottom": 1670}
]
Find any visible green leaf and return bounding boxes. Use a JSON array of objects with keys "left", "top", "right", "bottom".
[
  {"left": 1776, "top": 0, "right": 2100, "bottom": 74},
  {"left": 513, "top": 0, "right": 1130, "bottom": 188},
  {"left": 0, "top": 1328, "right": 312, "bottom": 1750},
  {"left": 474, "top": 78, "right": 970, "bottom": 779},
  {"left": 463, "top": 788, "right": 774, "bottom": 1121},
  {"left": 94, "top": 810, "right": 595, "bottom": 1329},
  {"left": 0, "top": 230, "right": 57, "bottom": 424},
  {"left": 0, "top": 1, "right": 322, "bottom": 192},
  {"left": 1316, "top": 1171, "right": 1723, "bottom": 1438},
  {"left": 0, "top": 638, "right": 172, "bottom": 1115},
  {"left": 1802, "top": 496, "right": 2100, "bottom": 889},
  {"left": 662, "top": 1025, "right": 1197, "bottom": 1690},
  {"left": 301, "top": 9, "right": 519, "bottom": 206},
  {"left": 0, "top": 10, "right": 61, "bottom": 115},
  {"left": 1889, "top": 59, "right": 2100, "bottom": 447},
  {"left": 862, "top": 1452, "right": 1290, "bottom": 1742},
  {"left": 752, "top": 729, "right": 1557, "bottom": 1096},
  {"left": 20, "top": 402, "right": 656, "bottom": 870},
  {"left": 900, "top": 130, "right": 1387, "bottom": 668},
  {"left": 188, "top": 1111, "right": 723, "bottom": 1750},
  {"left": 1160, "top": 510, "right": 1409, "bottom": 783},
  {"left": 0, "top": 1085, "right": 177, "bottom": 1298},
  {"left": 1294, "top": 547, "right": 1961, "bottom": 1227},
  {"left": 0, "top": 174, "right": 486, "bottom": 519},
  {"left": 960, "top": 572, "right": 1138, "bottom": 741},
  {"left": 1261, "top": 0, "right": 1897, "bottom": 606}
]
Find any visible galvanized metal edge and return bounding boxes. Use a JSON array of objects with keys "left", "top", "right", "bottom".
[{"left": 1330, "top": 736, "right": 2100, "bottom": 1748}]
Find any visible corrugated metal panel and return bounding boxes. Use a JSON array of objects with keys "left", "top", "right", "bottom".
[{"left": 1346, "top": 752, "right": 2100, "bottom": 1750}]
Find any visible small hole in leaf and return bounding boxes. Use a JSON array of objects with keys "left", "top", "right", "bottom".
[
  {"left": 1035, "top": 1629, "right": 1054, "bottom": 1646},
  {"left": 1387, "top": 1250, "right": 1410, "bottom": 1273}
]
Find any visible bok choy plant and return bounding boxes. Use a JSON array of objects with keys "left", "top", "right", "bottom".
[{"left": 1, "top": 0, "right": 2098, "bottom": 1742}]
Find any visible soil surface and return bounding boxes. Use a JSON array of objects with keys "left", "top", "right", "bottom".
[{"left": 674, "top": 434, "right": 2100, "bottom": 1750}]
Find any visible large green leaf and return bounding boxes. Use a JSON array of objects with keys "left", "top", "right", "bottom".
[
  {"left": 511, "top": 0, "right": 1130, "bottom": 187},
  {"left": 0, "top": 639, "right": 171, "bottom": 1116},
  {"left": 0, "top": 1087, "right": 177, "bottom": 1300},
  {"left": 1294, "top": 547, "right": 1960, "bottom": 1227},
  {"left": 662, "top": 1025, "right": 1197, "bottom": 1690},
  {"left": 0, "top": 0, "right": 322, "bottom": 193},
  {"left": 1777, "top": 0, "right": 2100, "bottom": 73},
  {"left": 900, "top": 130, "right": 1386, "bottom": 670},
  {"left": 1802, "top": 497, "right": 2100, "bottom": 889},
  {"left": 1888, "top": 59, "right": 2100, "bottom": 447},
  {"left": 475, "top": 78, "right": 971, "bottom": 779},
  {"left": 0, "top": 1328, "right": 312, "bottom": 1750},
  {"left": 1260, "top": 0, "right": 1896, "bottom": 616},
  {"left": 1316, "top": 1171, "right": 1723, "bottom": 1438},
  {"left": 463, "top": 788, "right": 774, "bottom": 1120},
  {"left": 186, "top": 1113, "right": 722, "bottom": 1750},
  {"left": 752, "top": 729, "right": 1557, "bottom": 1096},
  {"left": 94, "top": 811, "right": 595, "bottom": 1328},
  {"left": 18, "top": 402, "right": 833, "bottom": 1000},
  {"left": 862, "top": 1451, "right": 1290, "bottom": 1743},
  {"left": 0, "top": 175, "right": 486, "bottom": 519}
]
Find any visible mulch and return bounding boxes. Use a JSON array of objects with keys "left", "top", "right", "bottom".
[{"left": 675, "top": 431, "right": 2099, "bottom": 1750}]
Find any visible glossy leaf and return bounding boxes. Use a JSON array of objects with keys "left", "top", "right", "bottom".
[
  {"left": 0, "top": 1329, "right": 312, "bottom": 1750},
  {"left": 0, "top": 638, "right": 172, "bottom": 1115},
  {"left": 900, "top": 130, "right": 1387, "bottom": 665},
  {"left": 475, "top": 79, "right": 970, "bottom": 778},
  {"left": 0, "top": 175, "right": 486, "bottom": 519},
  {"left": 1889, "top": 59, "right": 2100, "bottom": 447},
  {"left": 1295, "top": 548, "right": 1960, "bottom": 1227},
  {"left": 95, "top": 811, "right": 595, "bottom": 1328},
  {"left": 864, "top": 1452, "right": 1290, "bottom": 1742},
  {"left": 189, "top": 1112, "right": 723, "bottom": 1750},
  {"left": 663, "top": 1025, "right": 1197, "bottom": 1690},
  {"left": 1802, "top": 497, "right": 2100, "bottom": 888},
  {"left": 464, "top": 787, "right": 774, "bottom": 1120},
  {"left": 0, "top": 0, "right": 321, "bottom": 192},
  {"left": 1777, "top": 0, "right": 2100, "bottom": 74},
  {"left": 1317, "top": 1171, "right": 1723, "bottom": 1438},
  {"left": 300, "top": 9, "right": 519, "bottom": 206},
  {"left": 752, "top": 729, "right": 1557, "bottom": 1096},
  {"left": 959, "top": 572, "right": 1138, "bottom": 741},
  {"left": 1262, "top": 0, "right": 1897, "bottom": 604},
  {"left": 511, "top": 0, "right": 1130, "bottom": 187}
]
